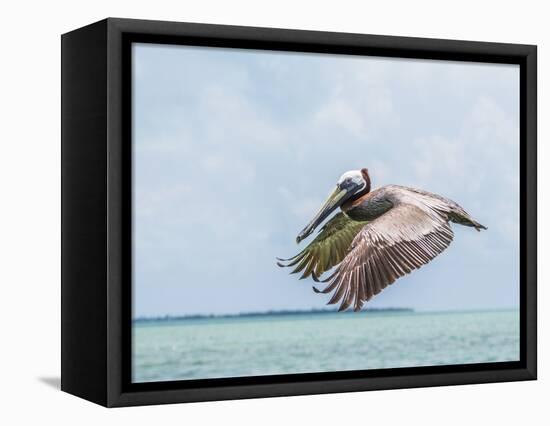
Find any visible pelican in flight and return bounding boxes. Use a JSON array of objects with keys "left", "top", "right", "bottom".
[{"left": 277, "top": 168, "right": 487, "bottom": 312}]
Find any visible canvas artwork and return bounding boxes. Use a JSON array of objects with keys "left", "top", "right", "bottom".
[{"left": 131, "top": 43, "right": 520, "bottom": 384}]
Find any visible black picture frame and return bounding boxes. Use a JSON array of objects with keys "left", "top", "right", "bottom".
[{"left": 61, "top": 17, "right": 537, "bottom": 407}]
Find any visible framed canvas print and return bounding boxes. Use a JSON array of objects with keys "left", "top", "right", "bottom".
[{"left": 61, "top": 18, "right": 537, "bottom": 407}]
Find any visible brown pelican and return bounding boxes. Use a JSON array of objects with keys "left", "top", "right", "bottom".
[{"left": 277, "top": 168, "right": 487, "bottom": 312}]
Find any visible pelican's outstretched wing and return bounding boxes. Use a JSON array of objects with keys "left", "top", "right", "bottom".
[
  {"left": 277, "top": 212, "right": 368, "bottom": 280},
  {"left": 316, "top": 204, "right": 454, "bottom": 312}
]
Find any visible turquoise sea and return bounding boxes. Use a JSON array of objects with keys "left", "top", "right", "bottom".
[{"left": 132, "top": 309, "right": 519, "bottom": 383}]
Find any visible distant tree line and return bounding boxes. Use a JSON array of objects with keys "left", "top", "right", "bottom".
[{"left": 133, "top": 306, "right": 413, "bottom": 323}]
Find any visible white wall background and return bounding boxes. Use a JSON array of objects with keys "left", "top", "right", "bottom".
[{"left": 0, "top": 0, "right": 546, "bottom": 424}]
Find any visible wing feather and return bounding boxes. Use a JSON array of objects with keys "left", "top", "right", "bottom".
[
  {"left": 315, "top": 204, "right": 454, "bottom": 311},
  {"left": 277, "top": 212, "right": 368, "bottom": 280}
]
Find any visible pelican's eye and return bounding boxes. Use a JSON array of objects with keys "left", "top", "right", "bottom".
[{"left": 339, "top": 178, "right": 355, "bottom": 191}]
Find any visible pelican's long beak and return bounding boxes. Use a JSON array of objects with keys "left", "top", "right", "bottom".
[{"left": 296, "top": 186, "right": 349, "bottom": 243}]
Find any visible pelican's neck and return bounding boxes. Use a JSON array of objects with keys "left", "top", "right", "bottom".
[
  {"left": 361, "top": 168, "right": 371, "bottom": 194},
  {"left": 341, "top": 190, "right": 371, "bottom": 213}
]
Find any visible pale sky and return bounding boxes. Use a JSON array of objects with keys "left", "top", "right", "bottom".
[{"left": 132, "top": 42, "right": 520, "bottom": 317}]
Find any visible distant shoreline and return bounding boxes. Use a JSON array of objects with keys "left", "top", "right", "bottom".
[{"left": 133, "top": 307, "right": 414, "bottom": 323}]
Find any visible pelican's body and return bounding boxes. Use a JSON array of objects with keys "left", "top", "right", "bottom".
[
  {"left": 344, "top": 184, "right": 483, "bottom": 228},
  {"left": 278, "top": 168, "right": 486, "bottom": 312}
]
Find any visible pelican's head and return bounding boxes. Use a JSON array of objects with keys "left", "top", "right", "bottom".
[{"left": 296, "top": 168, "right": 371, "bottom": 243}]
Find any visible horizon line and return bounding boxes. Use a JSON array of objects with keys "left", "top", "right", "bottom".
[{"left": 133, "top": 306, "right": 519, "bottom": 322}]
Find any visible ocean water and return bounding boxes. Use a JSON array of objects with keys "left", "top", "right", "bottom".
[{"left": 132, "top": 309, "right": 519, "bottom": 383}]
